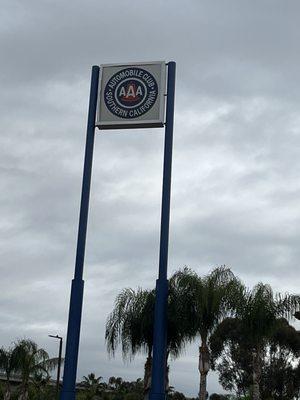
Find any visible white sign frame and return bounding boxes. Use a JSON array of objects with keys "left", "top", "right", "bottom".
[{"left": 96, "top": 61, "right": 166, "bottom": 130}]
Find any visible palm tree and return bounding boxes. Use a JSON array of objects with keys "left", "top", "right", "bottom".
[
  {"left": 108, "top": 376, "right": 125, "bottom": 396},
  {"left": 105, "top": 275, "right": 191, "bottom": 396},
  {"left": 173, "top": 266, "right": 242, "bottom": 400},
  {"left": 14, "top": 339, "right": 59, "bottom": 400},
  {"left": 0, "top": 346, "right": 19, "bottom": 400},
  {"left": 106, "top": 288, "right": 154, "bottom": 393},
  {"left": 80, "top": 373, "right": 104, "bottom": 399},
  {"left": 31, "top": 371, "right": 51, "bottom": 400},
  {"left": 209, "top": 283, "right": 300, "bottom": 400}
]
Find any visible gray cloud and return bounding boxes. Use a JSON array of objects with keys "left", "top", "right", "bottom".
[{"left": 1, "top": 0, "right": 300, "bottom": 397}]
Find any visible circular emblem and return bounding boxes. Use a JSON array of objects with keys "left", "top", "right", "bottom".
[{"left": 104, "top": 67, "right": 158, "bottom": 119}]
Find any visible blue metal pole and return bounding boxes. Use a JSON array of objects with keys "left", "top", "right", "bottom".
[
  {"left": 149, "top": 61, "right": 176, "bottom": 400},
  {"left": 60, "top": 65, "right": 100, "bottom": 400}
]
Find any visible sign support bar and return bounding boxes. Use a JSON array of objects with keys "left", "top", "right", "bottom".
[
  {"left": 60, "top": 65, "right": 100, "bottom": 400},
  {"left": 149, "top": 61, "right": 176, "bottom": 400}
]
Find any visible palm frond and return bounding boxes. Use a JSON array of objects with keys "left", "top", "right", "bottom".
[{"left": 105, "top": 288, "right": 154, "bottom": 360}]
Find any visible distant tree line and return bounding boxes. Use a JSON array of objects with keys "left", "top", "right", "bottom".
[
  {"left": 0, "top": 356, "right": 198, "bottom": 400},
  {"left": 106, "top": 266, "right": 300, "bottom": 400}
]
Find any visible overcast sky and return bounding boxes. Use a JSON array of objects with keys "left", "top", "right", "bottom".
[{"left": 2, "top": 0, "right": 300, "bottom": 397}]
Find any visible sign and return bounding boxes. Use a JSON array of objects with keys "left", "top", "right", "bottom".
[{"left": 96, "top": 61, "right": 166, "bottom": 129}]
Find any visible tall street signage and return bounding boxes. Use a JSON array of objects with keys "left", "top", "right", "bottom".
[
  {"left": 60, "top": 61, "right": 176, "bottom": 400},
  {"left": 96, "top": 61, "right": 166, "bottom": 129}
]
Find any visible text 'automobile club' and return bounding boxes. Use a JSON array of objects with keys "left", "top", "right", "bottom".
[{"left": 96, "top": 62, "right": 166, "bottom": 129}]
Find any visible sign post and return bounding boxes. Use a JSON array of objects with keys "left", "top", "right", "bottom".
[
  {"left": 149, "top": 61, "right": 176, "bottom": 400},
  {"left": 60, "top": 65, "right": 99, "bottom": 400},
  {"left": 60, "top": 61, "right": 175, "bottom": 400}
]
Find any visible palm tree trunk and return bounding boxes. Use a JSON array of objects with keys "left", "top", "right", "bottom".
[
  {"left": 199, "top": 373, "right": 207, "bottom": 400},
  {"left": 252, "top": 350, "right": 261, "bottom": 400},
  {"left": 252, "top": 375, "right": 260, "bottom": 400},
  {"left": 198, "top": 343, "right": 210, "bottom": 400},
  {"left": 18, "top": 393, "right": 28, "bottom": 400},
  {"left": 143, "top": 349, "right": 170, "bottom": 399},
  {"left": 143, "top": 352, "right": 152, "bottom": 400},
  {"left": 4, "top": 382, "right": 11, "bottom": 400},
  {"left": 165, "top": 350, "right": 170, "bottom": 393},
  {"left": 18, "top": 386, "right": 29, "bottom": 400}
]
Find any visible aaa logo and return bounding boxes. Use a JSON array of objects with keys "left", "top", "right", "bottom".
[{"left": 104, "top": 67, "right": 158, "bottom": 119}]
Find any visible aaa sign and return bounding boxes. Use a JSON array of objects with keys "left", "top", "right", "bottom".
[{"left": 96, "top": 61, "right": 166, "bottom": 129}]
